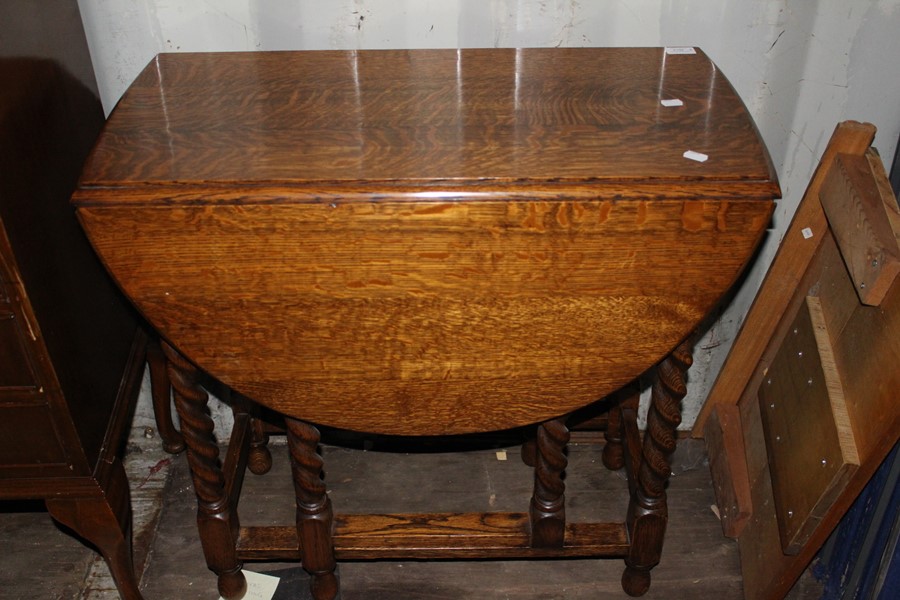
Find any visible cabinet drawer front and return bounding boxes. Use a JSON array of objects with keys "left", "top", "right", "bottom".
[{"left": 0, "top": 404, "right": 68, "bottom": 474}]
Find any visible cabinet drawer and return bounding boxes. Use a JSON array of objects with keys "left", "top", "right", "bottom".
[{"left": 0, "top": 403, "right": 68, "bottom": 471}]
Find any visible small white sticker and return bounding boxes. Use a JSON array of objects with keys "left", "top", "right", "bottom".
[
  {"left": 683, "top": 150, "right": 709, "bottom": 163},
  {"left": 801, "top": 227, "right": 814, "bottom": 239},
  {"left": 661, "top": 98, "right": 684, "bottom": 107},
  {"left": 218, "top": 571, "right": 280, "bottom": 600},
  {"left": 496, "top": 450, "right": 508, "bottom": 461},
  {"left": 666, "top": 47, "right": 697, "bottom": 55}
]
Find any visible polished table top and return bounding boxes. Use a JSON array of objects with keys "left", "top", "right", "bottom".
[{"left": 73, "top": 48, "right": 778, "bottom": 435}]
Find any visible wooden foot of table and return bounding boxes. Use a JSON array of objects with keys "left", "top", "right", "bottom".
[
  {"left": 287, "top": 417, "right": 338, "bottom": 600},
  {"left": 162, "top": 342, "right": 247, "bottom": 600},
  {"left": 622, "top": 340, "right": 691, "bottom": 596}
]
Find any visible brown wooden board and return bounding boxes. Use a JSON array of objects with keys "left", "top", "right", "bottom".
[
  {"left": 704, "top": 404, "right": 752, "bottom": 538},
  {"left": 757, "top": 295, "right": 858, "bottom": 554},
  {"left": 820, "top": 151, "right": 900, "bottom": 306}
]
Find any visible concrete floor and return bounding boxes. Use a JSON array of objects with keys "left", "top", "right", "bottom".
[{"left": 0, "top": 375, "right": 825, "bottom": 600}]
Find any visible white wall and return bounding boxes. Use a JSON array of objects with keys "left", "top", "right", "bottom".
[{"left": 76, "top": 0, "right": 900, "bottom": 430}]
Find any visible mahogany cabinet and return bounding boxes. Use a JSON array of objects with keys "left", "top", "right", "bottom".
[{"left": 0, "top": 58, "right": 145, "bottom": 600}]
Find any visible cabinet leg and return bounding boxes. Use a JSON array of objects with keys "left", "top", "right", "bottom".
[
  {"left": 286, "top": 417, "right": 338, "bottom": 600},
  {"left": 529, "top": 417, "right": 570, "bottom": 548},
  {"left": 622, "top": 340, "right": 691, "bottom": 597},
  {"left": 162, "top": 342, "right": 246, "bottom": 600},
  {"left": 46, "top": 461, "right": 143, "bottom": 600}
]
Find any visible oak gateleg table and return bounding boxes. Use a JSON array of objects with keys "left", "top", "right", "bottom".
[{"left": 72, "top": 48, "right": 779, "bottom": 599}]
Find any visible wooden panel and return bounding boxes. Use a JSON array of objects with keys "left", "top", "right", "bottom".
[
  {"left": 833, "top": 269, "right": 900, "bottom": 462},
  {"left": 237, "top": 514, "right": 630, "bottom": 561},
  {"left": 704, "top": 404, "right": 752, "bottom": 538},
  {"left": 0, "top": 403, "right": 67, "bottom": 469},
  {"left": 820, "top": 151, "right": 900, "bottom": 306},
  {"left": 80, "top": 198, "right": 771, "bottom": 436},
  {"left": 813, "top": 231, "right": 862, "bottom": 339},
  {"left": 739, "top": 268, "right": 900, "bottom": 600},
  {"left": 758, "top": 295, "right": 859, "bottom": 554}
]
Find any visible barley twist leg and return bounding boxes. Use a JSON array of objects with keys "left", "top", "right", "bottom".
[
  {"left": 162, "top": 342, "right": 246, "bottom": 600},
  {"left": 286, "top": 417, "right": 338, "bottom": 600},
  {"left": 622, "top": 340, "right": 691, "bottom": 597},
  {"left": 530, "top": 417, "right": 570, "bottom": 547}
]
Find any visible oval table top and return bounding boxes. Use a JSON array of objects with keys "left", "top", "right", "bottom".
[{"left": 73, "top": 48, "right": 779, "bottom": 435}]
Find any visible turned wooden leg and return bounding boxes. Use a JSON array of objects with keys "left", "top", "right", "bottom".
[
  {"left": 46, "top": 460, "right": 143, "bottom": 600},
  {"left": 529, "top": 417, "right": 570, "bottom": 548},
  {"left": 286, "top": 417, "right": 338, "bottom": 600},
  {"left": 146, "top": 338, "right": 185, "bottom": 454},
  {"left": 604, "top": 382, "right": 641, "bottom": 472},
  {"left": 248, "top": 417, "right": 273, "bottom": 475},
  {"left": 229, "top": 392, "right": 272, "bottom": 476},
  {"left": 162, "top": 342, "right": 246, "bottom": 600},
  {"left": 521, "top": 432, "right": 537, "bottom": 467},
  {"left": 603, "top": 399, "right": 625, "bottom": 471},
  {"left": 622, "top": 340, "right": 691, "bottom": 597}
]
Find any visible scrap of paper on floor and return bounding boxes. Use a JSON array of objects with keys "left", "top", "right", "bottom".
[{"left": 218, "top": 570, "right": 280, "bottom": 600}]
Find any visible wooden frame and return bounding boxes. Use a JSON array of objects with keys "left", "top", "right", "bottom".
[{"left": 694, "top": 121, "right": 900, "bottom": 599}]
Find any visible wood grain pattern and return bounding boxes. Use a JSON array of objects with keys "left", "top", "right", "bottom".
[
  {"left": 71, "top": 50, "right": 778, "bottom": 596},
  {"left": 704, "top": 404, "right": 752, "bottom": 539},
  {"left": 73, "top": 49, "right": 777, "bottom": 435},
  {"left": 77, "top": 49, "right": 777, "bottom": 188},
  {"left": 820, "top": 150, "right": 900, "bottom": 306},
  {"left": 236, "top": 515, "right": 630, "bottom": 561},
  {"left": 79, "top": 197, "right": 771, "bottom": 435},
  {"left": 757, "top": 296, "right": 858, "bottom": 555}
]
